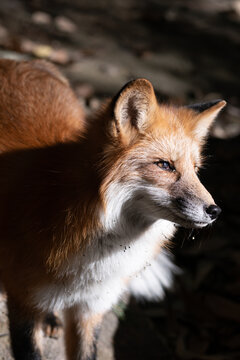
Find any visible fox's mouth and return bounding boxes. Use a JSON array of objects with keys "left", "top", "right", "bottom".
[
  {"left": 168, "top": 210, "right": 212, "bottom": 229},
  {"left": 176, "top": 220, "right": 210, "bottom": 229},
  {"left": 175, "top": 218, "right": 209, "bottom": 229}
]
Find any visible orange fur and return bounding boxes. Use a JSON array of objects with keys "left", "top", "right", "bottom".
[{"left": 0, "top": 59, "right": 85, "bottom": 152}]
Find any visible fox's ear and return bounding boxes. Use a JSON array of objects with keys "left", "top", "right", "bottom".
[
  {"left": 112, "top": 79, "right": 157, "bottom": 140},
  {"left": 188, "top": 100, "right": 226, "bottom": 139}
]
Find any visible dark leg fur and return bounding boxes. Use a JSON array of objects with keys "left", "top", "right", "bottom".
[
  {"left": 86, "top": 328, "right": 100, "bottom": 360},
  {"left": 42, "top": 312, "right": 62, "bottom": 338},
  {"left": 7, "top": 296, "right": 42, "bottom": 360},
  {"left": 87, "top": 328, "right": 100, "bottom": 360}
]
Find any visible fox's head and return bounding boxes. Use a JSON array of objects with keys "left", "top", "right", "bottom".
[{"left": 99, "top": 79, "right": 226, "bottom": 230}]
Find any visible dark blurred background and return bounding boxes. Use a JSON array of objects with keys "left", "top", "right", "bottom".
[{"left": 0, "top": 0, "right": 239, "bottom": 359}]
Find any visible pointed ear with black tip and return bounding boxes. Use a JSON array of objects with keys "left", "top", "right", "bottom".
[
  {"left": 188, "top": 99, "right": 226, "bottom": 139},
  {"left": 112, "top": 79, "right": 157, "bottom": 143}
]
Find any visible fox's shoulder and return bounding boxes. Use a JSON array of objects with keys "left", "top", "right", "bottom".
[{"left": 0, "top": 59, "right": 85, "bottom": 152}]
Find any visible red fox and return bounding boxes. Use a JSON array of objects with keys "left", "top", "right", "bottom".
[{"left": 0, "top": 59, "right": 225, "bottom": 360}]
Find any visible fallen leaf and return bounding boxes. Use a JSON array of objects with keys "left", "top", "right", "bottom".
[
  {"left": 50, "top": 48, "right": 70, "bottom": 64},
  {"left": 32, "top": 11, "right": 52, "bottom": 25},
  {"left": 33, "top": 45, "right": 52, "bottom": 59},
  {"left": 55, "top": 16, "right": 77, "bottom": 33}
]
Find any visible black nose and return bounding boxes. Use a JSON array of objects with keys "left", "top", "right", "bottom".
[{"left": 205, "top": 204, "right": 221, "bottom": 220}]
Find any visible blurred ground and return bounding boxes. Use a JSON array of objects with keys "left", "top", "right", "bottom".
[{"left": 0, "top": 0, "right": 239, "bottom": 359}]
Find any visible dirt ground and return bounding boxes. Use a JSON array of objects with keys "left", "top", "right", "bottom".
[{"left": 0, "top": 0, "right": 239, "bottom": 359}]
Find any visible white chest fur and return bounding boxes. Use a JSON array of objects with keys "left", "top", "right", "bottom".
[{"left": 34, "top": 219, "right": 175, "bottom": 314}]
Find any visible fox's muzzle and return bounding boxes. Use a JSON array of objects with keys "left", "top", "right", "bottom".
[{"left": 173, "top": 195, "right": 221, "bottom": 228}]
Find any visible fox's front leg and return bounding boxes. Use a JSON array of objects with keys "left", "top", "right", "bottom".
[
  {"left": 7, "top": 293, "right": 42, "bottom": 360},
  {"left": 64, "top": 305, "right": 102, "bottom": 360},
  {"left": 42, "top": 311, "right": 63, "bottom": 338}
]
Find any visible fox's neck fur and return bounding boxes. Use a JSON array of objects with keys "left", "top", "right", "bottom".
[{"left": 45, "top": 104, "right": 173, "bottom": 271}]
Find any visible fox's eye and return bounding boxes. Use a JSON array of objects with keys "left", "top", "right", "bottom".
[{"left": 154, "top": 160, "right": 176, "bottom": 172}]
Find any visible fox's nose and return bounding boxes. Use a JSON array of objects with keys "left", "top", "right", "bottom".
[{"left": 205, "top": 204, "right": 221, "bottom": 220}]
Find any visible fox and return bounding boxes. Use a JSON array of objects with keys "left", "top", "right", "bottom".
[{"left": 0, "top": 59, "right": 225, "bottom": 360}]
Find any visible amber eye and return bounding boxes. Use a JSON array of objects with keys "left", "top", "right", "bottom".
[{"left": 154, "top": 160, "right": 176, "bottom": 172}]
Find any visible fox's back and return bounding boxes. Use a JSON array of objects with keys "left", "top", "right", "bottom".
[{"left": 0, "top": 59, "right": 84, "bottom": 152}]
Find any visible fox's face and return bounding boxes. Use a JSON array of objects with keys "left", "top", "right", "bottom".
[{"left": 101, "top": 79, "right": 226, "bottom": 230}]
